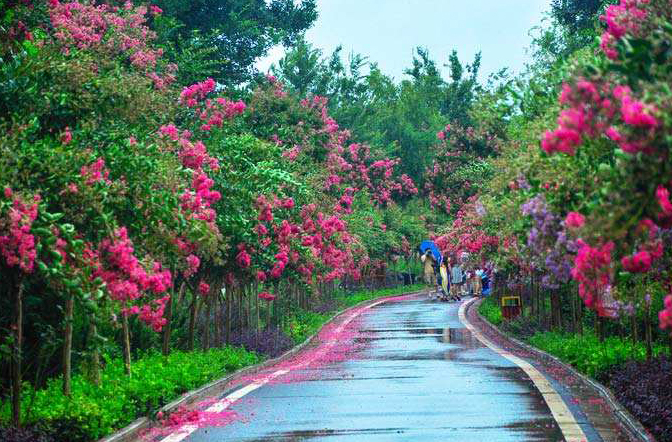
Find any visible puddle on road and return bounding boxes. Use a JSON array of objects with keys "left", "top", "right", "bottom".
[
  {"left": 244, "top": 419, "right": 562, "bottom": 441},
  {"left": 245, "top": 427, "right": 409, "bottom": 441}
]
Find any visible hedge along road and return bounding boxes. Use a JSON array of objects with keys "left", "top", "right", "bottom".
[{"left": 149, "top": 294, "right": 605, "bottom": 442}]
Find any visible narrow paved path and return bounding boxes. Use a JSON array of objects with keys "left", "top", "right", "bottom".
[{"left": 159, "top": 295, "right": 609, "bottom": 441}]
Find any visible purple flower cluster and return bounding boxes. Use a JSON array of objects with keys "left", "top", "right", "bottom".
[{"left": 521, "top": 196, "right": 577, "bottom": 288}]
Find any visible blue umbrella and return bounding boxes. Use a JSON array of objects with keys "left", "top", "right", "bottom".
[{"left": 418, "top": 240, "right": 442, "bottom": 265}]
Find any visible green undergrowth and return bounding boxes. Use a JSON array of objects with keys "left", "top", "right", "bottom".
[
  {"left": 528, "top": 331, "right": 667, "bottom": 378},
  {"left": 0, "top": 347, "right": 260, "bottom": 442},
  {"left": 338, "top": 283, "right": 425, "bottom": 308},
  {"left": 285, "top": 283, "right": 425, "bottom": 344},
  {"left": 1, "top": 284, "right": 423, "bottom": 442},
  {"left": 477, "top": 296, "right": 503, "bottom": 325},
  {"left": 285, "top": 310, "right": 332, "bottom": 344},
  {"left": 478, "top": 297, "right": 667, "bottom": 378}
]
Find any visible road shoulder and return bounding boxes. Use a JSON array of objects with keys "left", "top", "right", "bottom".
[{"left": 463, "top": 297, "right": 652, "bottom": 442}]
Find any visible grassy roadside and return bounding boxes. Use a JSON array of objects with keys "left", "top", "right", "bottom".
[
  {"left": 477, "top": 296, "right": 672, "bottom": 440},
  {"left": 1, "top": 284, "right": 423, "bottom": 442},
  {"left": 477, "top": 296, "right": 666, "bottom": 378},
  {"left": 1, "top": 347, "right": 260, "bottom": 442}
]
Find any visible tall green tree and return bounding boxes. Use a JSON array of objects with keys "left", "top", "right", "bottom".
[
  {"left": 155, "top": 0, "right": 318, "bottom": 86},
  {"left": 441, "top": 50, "right": 482, "bottom": 127}
]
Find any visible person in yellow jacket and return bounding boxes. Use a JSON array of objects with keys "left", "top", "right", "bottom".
[{"left": 439, "top": 260, "right": 450, "bottom": 301}]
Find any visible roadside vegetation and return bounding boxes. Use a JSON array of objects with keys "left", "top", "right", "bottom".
[{"left": 3, "top": 0, "right": 672, "bottom": 440}]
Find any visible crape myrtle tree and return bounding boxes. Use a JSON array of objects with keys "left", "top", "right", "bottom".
[
  {"left": 475, "top": 0, "right": 672, "bottom": 355},
  {"left": 0, "top": 1, "right": 427, "bottom": 432},
  {"left": 271, "top": 44, "right": 486, "bottom": 187}
]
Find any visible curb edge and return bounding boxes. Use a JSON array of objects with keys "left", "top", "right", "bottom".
[
  {"left": 98, "top": 289, "right": 424, "bottom": 442},
  {"left": 467, "top": 298, "right": 654, "bottom": 442}
]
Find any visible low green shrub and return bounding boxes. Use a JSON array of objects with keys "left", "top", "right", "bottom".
[
  {"left": 338, "top": 283, "right": 425, "bottom": 308},
  {"left": 528, "top": 330, "right": 666, "bottom": 378},
  {"left": 285, "top": 310, "right": 331, "bottom": 344},
  {"left": 0, "top": 347, "right": 259, "bottom": 442},
  {"left": 477, "top": 296, "right": 503, "bottom": 325}
]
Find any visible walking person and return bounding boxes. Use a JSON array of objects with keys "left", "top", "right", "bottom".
[
  {"left": 473, "top": 267, "right": 483, "bottom": 297},
  {"left": 449, "top": 257, "right": 463, "bottom": 301},
  {"left": 421, "top": 250, "right": 438, "bottom": 299},
  {"left": 439, "top": 260, "right": 450, "bottom": 301}
]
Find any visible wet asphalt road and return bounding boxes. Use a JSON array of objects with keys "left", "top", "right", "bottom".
[{"left": 181, "top": 296, "right": 592, "bottom": 441}]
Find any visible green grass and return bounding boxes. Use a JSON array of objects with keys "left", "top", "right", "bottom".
[
  {"left": 284, "top": 310, "right": 332, "bottom": 344},
  {"left": 1, "top": 347, "right": 260, "bottom": 442},
  {"left": 478, "top": 298, "right": 667, "bottom": 378},
  {"left": 4, "top": 283, "right": 423, "bottom": 441},
  {"left": 477, "top": 296, "right": 503, "bottom": 325},
  {"left": 337, "top": 283, "right": 425, "bottom": 308},
  {"left": 528, "top": 330, "right": 667, "bottom": 378}
]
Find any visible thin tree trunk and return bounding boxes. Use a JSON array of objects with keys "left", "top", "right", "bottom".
[
  {"left": 162, "top": 295, "right": 173, "bottom": 356},
  {"left": 204, "top": 295, "right": 212, "bottom": 349},
  {"left": 122, "top": 314, "right": 131, "bottom": 376},
  {"left": 226, "top": 285, "right": 231, "bottom": 344},
  {"left": 88, "top": 321, "right": 101, "bottom": 386},
  {"left": 62, "top": 294, "right": 74, "bottom": 396},
  {"left": 645, "top": 313, "right": 653, "bottom": 361},
  {"left": 596, "top": 317, "right": 604, "bottom": 343},
  {"left": 188, "top": 294, "right": 199, "bottom": 351},
  {"left": 238, "top": 287, "right": 243, "bottom": 332},
  {"left": 11, "top": 278, "right": 25, "bottom": 427},
  {"left": 570, "top": 287, "right": 577, "bottom": 334}
]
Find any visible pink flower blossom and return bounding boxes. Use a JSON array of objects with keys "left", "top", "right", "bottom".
[
  {"left": 258, "top": 292, "right": 276, "bottom": 301},
  {"left": 236, "top": 249, "right": 251, "bottom": 268},
  {"left": 565, "top": 212, "right": 586, "bottom": 228},
  {"left": 659, "top": 295, "right": 672, "bottom": 333},
  {"left": 81, "top": 158, "right": 111, "bottom": 185},
  {"left": 185, "top": 254, "right": 200, "bottom": 278},
  {"left": 198, "top": 281, "right": 210, "bottom": 296},
  {"left": 61, "top": 127, "right": 72, "bottom": 145},
  {"left": 0, "top": 195, "right": 39, "bottom": 272},
  {"left": 621, "top": 250, "right": 652, "bottom": 273}
]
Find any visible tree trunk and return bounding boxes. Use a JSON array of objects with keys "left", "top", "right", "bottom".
[
  {"left": 122, "top": 314, "right": 131, "bottom": 376},
  {"left": 577, "top": 295, "right": 584, "bottom": 335},
  {"left": 238, "top": 287, "right": 244, "bottom": 332},
  {"left": 188, "top": 293, "right": 199, "bottom": 351},
  {"left": 203, "top": 295, "right": 212, "bottom": 349},
  {"left": 570, "top": 287, "right": 577, "bottom": 334},
  {"left": 161, "top": 281, "right": 186, "bottom": 356},
  {"left": 11, "top": 278, "right": 25, "bottom": 428},
  {"left": 596, "top": 316, "right": 604, "bottom": 343},
  {"left": 62, "top": 294, "right": 74, "bottom": 396},
  {"left": 88, "top": 321, "right": 101, "bottom": 386},
  {"left": 162, "top": 294, "right": 174, "bottom": 356},
  {"left": 226, "top": 285, "right": 231, "bottom": 344},
  {"left": 645, "top": 303, "right": 653, "bottom": 361}
]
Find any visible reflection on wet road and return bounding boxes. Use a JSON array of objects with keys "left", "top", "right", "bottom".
[{"left": 183, "top": 298, "right": 578, "bottom": 441}]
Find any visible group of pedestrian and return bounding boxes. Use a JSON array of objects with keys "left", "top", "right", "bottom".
[{"left": 420, "top": 248, "right": 489, "bottom": 302}]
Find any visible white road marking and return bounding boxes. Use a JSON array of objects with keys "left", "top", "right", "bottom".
[
  {"left": 458, "top": 298, "right": 588, "bottom": 442},
  {"left": 158, "top": 296, "right": 401, "bottom": 442}
]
